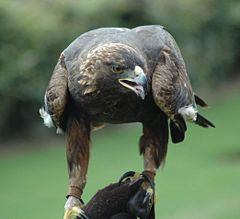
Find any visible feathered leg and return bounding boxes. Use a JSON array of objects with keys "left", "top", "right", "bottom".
[
  {"left": 63, "top": 115, "right": 90, "bottom": 219},
  {"left": 139, "top": 114, "right": 169, "bottom": 219},
  {"left": 140, "top": 114, "right": 169, "bottom": 176}
]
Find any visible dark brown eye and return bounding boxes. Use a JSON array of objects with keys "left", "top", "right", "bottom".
[{"left": 111, "top": 65, "right": 124, "bottom": 73}]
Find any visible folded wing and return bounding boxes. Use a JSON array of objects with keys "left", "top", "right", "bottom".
[
  {"left": 152, "top": 47, "right": 214, "bottom": 143},
  {"left": 39, "top": 53, "right": 68, "bottom": 133}
]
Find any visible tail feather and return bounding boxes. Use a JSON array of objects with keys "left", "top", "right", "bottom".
[
  {"left": 194, "top": 94, "right": 208, "bottom": 108},
  {"left": 170, "top": 115, "right": 187, "bottom": 143},
  {"left": 195, "top": 113, "right": 215, "bottom": 128}
]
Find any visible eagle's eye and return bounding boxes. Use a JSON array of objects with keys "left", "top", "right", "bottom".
[{"left": 111, "top": 65, "right": 124, "bottom": 74}]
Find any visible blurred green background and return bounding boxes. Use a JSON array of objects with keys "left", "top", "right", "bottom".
[{"left": 0, "top": 0, "right": 239, "bottom": 218}]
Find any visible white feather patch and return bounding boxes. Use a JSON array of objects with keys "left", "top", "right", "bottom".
[
  {"left": 178, "top": 105, "right": 197, "bottom": 122},
  {"left": 56, "top": 127, "right": 64, "bottom": 134},
  {"left": 39, "top": 107, "right": 54, "bottom": 128}
]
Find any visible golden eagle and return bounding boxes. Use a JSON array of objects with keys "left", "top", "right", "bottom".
[{"left": 40, "top": 25, "right": 214, "bottom": 218}]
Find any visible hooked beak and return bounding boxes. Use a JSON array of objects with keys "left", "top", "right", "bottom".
[{"left": 118, "top": 66, "right": 148, "bottom": 100}]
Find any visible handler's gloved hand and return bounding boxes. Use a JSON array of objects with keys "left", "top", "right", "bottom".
[{"left": 79, "top": 171, "right": 154, "bottom": 219}]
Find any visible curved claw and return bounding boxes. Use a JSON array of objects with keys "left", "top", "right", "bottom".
[
  {"left": 63, "top": 206, "right": 81, "bottom": 219},
  {"left": 127, "top": 186, "right": 154, "bottom": 219},
  {"left": 118, "top": 171, "right": 141, "bottom": 185},
  {"left": 141, "top": 172, "right": 155, "bottom": 211},
  {"left": 63, "top": 206, "right": 89, "bottom": 219},
  {"left": 126, "top": 172, "right": 155, "bottom": 219}
]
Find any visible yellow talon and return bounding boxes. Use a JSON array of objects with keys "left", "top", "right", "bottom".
[{"left": 63, "top": 206, "right": 81, "bottom": 219}]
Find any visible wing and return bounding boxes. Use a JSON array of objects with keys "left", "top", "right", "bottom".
[
  {"left": 152, "top": 46, "right": 215, "bottom": 143},
  {"left": 152, "top": 47, "right": 195, "bottom": 118},
  {"left": 39, "top": 53, "right": 68, "bottom": 133},
  {"left": 152, "top": 47, "right": 195, "bottom": 143}
]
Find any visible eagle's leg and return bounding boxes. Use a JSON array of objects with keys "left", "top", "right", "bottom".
[
  {"left": 138, "top": 116, "right": 168, "bottom": 219},
  {"left": 143, "top": 146, "right": 157, "bottom": 179},
  {"left": 140, "top": 115, "right": 169, "bottom": 179},
  {"left": 63, "top": 115, "right": 90, "bottom": 219}
]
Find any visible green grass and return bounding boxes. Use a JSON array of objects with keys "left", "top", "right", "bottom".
[{"left": 1, "top": 93, "right": 240, "bottom": 219}]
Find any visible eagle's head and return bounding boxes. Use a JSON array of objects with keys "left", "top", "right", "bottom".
[{"left": 78, "top": 42, "right": 148, "bottom": 99}]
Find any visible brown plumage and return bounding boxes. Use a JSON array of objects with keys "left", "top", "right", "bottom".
[
  {"left": 81, "top": 172, "right": 154, "bottom": 219},
  {"left": 39, "top": 25, "right": 214, "bottom": 217}
]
